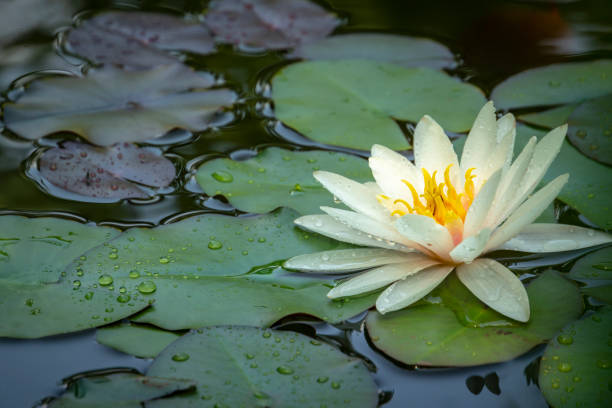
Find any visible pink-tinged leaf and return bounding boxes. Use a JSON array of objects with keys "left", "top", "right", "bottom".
[
  {"left": 65, "top": 11, "right": 215, "bottom": 69},
  {"left": 38, "top": 142, "right": 176, "bottom": 200},
  {"left": 206, "top": 0, "right": 339, "bottom": 50}
]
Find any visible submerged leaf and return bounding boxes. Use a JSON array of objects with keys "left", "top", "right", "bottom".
[
  {"left": 271, "top": 60, "right": 486, "bottom": 150},
  {"left": 38, "top": 142, "right": 176, "bottom": 201},
  {"left": 206, "top": 0, "right": 339, "bottom": 50},
  {"left": 96, "top": 323, "right": 181, "bottom": 358},
  {"left": 65, "top": 11, "right": 215, "bottom": 69},
  {"left": 365, "top": 271, "right": 583, "bottom": 366},
  {"left": 567, "top": 94, "right": 612, "bottom": 165},
  {"left": 196, "top": 147, "right": 372, "bottom": 214},
  {"left": 0, "top": 216, "right": 148, "bottom": 338},
  {"left": 147, "top": 326, "right": 378, "bottom": 407},
  {"left": 539, "top": 306, "right": 612, "bottom": 408},
  {"left": 290, "top": 33, "right": 455, "bottom": 69},
  {"left": 3, "top": 64, "right": 236, "bottom": 145}
]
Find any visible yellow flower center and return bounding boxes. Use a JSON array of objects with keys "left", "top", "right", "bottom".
[{"left": 377, "top": 164, "right": 476, "bottom": 226}]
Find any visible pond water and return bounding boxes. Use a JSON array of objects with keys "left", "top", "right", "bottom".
[{"left": 0, "top": 0, "right": 611, "bottom": 407}]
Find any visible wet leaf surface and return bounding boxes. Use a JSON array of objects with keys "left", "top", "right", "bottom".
[
  {"left": 196, "top": 147, "right": 371, "bottom": 214},
  {"left": 272, "top": 60, "right": 486, "bottom": 150},
  {"left": 566, "top": 95, "right": 612, "bottom": 166},
  {"left": 146, "top": 326, "right": 378, "bottom": 407},
  {"left": 568, "top": 246, "right": 612, "bottom": 304},
  {"left": 38, "top": 142, "right": 176, "bottom": 201},
  {"left": 3, "top": 65, "right": 236, "bottom": 145},
  {"left": 517, "top": 104, "right": 577, "bottom": 129},
  {"left": 206, "top": 0, "right": 339, "bottom": 50},
  {"left": 0, "top": 216, "right": 148, "bottom": 338},
  {"left": 65, "top": 11, "right": 214, "bottom": 69},
  {"left": 290, "top": 33, "right": 455, "bottom": 69},
  {"left": 365, "top": 271, "right": 583, "bottom": 366},
  {"left": 491, "top": 60, "right": 612, "bottom": 109},
  {"left": 538, "top": 306, "right": 612, "bottom": 408},
  {"left": 47, "top": 370, "right": 195, "bottom": 407},
  {"left": 96, "top": 322, "right": 181, "bottom": 358},
  {"left": 63, "top": 208, "right": 375, "bottom": 330}
]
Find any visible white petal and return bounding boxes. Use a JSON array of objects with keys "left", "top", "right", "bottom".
[
  {"left": 456, "top": 258, "right": 530, "bottom": 322},
  {"left": 495, "top": 113, "right": 516, "bottom": 169},
  {"left": 313, "top": 171, "right": 390, "bottom": 223},
  {"left": 413, "top": 115, "right": 459, "bottom": 182},
  {"left": 321, "top": 206, "right": 416, "bottom": 248},
  {"left": 486, "top": 136, "right": 537, "bottom": 228},
  {"left": 485, "top": 174, "right": 569, "bottom": 251},
  {"left": 395, "top": 214, "right": 454, "bottom": 260},
  {"left": 327, "top": 256, "right": 440, "bottom": 298},
  {"left": 475, "top": 125, "right": 514, "bottom": 189},
  {"left": 460, "top": 101, "right": 496, "bottom": 174},
  {"left": 369, "top": 144, "right": 423, "bottom": 203},
  {"left": 463, "top": 170, "right": 502, "bottom": 238},
  {"left": 284, "top": 248, "right": 409, "bottom": 273},
  {"left": 449, "top": 228, "right": 491, "bottom": 264},
  {"left": 375, "top": 265, "right": 454, "bottom": 313},
  {"left": 294, "top": 215, "right": 412, "bottom": 252},
  {"left": 494, "top": 224, "right": 612, "bottom": 253}
]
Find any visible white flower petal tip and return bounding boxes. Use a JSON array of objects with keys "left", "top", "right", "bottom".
[
  {"left": 456, "top": 259, "right": 530, "bottom": 322},
  {"left": 496, "top": 224, "right": 612, "bottom": 253}
]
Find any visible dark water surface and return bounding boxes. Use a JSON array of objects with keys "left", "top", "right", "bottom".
[{"left": 1, "top": 0, "right": 611, "bottom": 407}]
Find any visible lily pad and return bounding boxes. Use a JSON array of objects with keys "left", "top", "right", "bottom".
[
  {"left": 48, "top": 370, "right": 195, "bottom": 407},
  {"left": 290, "top": 33, "right": 455, "bottom": 69},
  {"left": 96, "top": 323, "right": 181, "bottom": 359},
  {"left": 38, "top": 142, "right": 176, "bottom": 201},
  {"left": 63, "top": 208, "right": 376, "bottom": 330},
  {"left": 538, "top": 306, "right": 612, "bottom": 408},
  {"left": 271, "top": 60, "right": 486, "bottom": 150},
  {"left": 196, "top": 147, "right": 371, "bottom": 214},
  {"left": 147, "top": 326, "right": 378, "bottom": 407},
  {"left": 517, "top": 104, "right": 577, "bottom": 129},
  {"left": 205, "top": 0, "right": 339, "bottom": 50},
  {"left": 491, "top": 60, "right": 612, "bottom": 109},
  {"left": 0, "top": 216, "right": 148, "bottom": 338},
  {"left": 567, "top": 94, "right": 612, "bottom": 165},
  {"left": 65, "top": 11, "right": 214, "bottom": 69},
  {"left": 365, "top": 271, "right": 583, "bottom": 366},
  {"left": 568, "top": 246, "right": 612, "bottom": 304},
  {"left": 2, "top": 64, "right": 236, "bottom": 145}
]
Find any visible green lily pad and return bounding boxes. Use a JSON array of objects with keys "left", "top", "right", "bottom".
[
  {"left": 518, "top": 104, "right": 577, "bottom": 129},
  {"left": 567, "top": 94, "right": 612, "bottom": 165},
  {"left": 195, "top": 147, "right": 371, "bottom": 214},
  {"left": 63, "top": 208, "right": 375, "bottom": 330},
  {"left": 147, "top": 326, "right": 378, "bottom": 408},
  {"left": 271, "top": 60, "right": 486, "bottom": 150},
  {"left": 96, "top": 323, "right": 181, "bottom": 358},
  {"left": 568, "top": 246, "right": 612, "bottom": 304},
  {"left": 365, "top": 271, "right": 583, "bottom": 366},
  {"left": 538, "top": 306, "right": 612, "bottom": 408},
  {"left": 48, "top": 370, "right": 195, "bottom": 407},
  {"left": 2, "top": 64, "right": 236, "bottom": 145},
  {"left": 491, "top": 60, "right": 612, "bottom": 109},
  {"left": 0, "top": 216, "right": 149, "bottom": 338},
  {"left": 290, "top": 33, "right": 455, "bottom": 69}
]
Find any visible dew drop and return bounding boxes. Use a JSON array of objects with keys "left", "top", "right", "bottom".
[
  {"left": 331, "top": 381, "right": 341, "bottom": 389},
  {"left": 25, "top": 298, "right": 34, "bottom": 307},
  {"left": 208, "top": 240, "right": 223, "bottom": 250},
  {"left": 317, "top": 376, "right": 329, "bottom": 383},
  {"left": 84, "top": 291, "right": 94, "bottom": 300},
  {"left": 262, "top": 331, "right": 271, "bottom": 339},
  {"left": 137, "top": 281, "right": 157, "bottom": 294},
  {"left": 116, "top": 294, "right": 131, "bottom": 303},
  {"left": 557, "top": 362, "right": 572, "bottom": 372},
  {"left": 597, "top": 359, "right": 610, "bottom": 369},
  {"left": 159, "top": 257, "right": 170, "bottom": 264},
  {"left": 129, "top": 270, "right": 140, "bottom": 279},
  {"left": 557, "top": 335, "right": 573, "bottom": 345},
  {"left": 172, "top": 352, "right": 190, "bottom": 362},
  {"left": 276, "top": 366, "right": 294, "bottom": 375},
  {"left": 212, "top": 171, "right": 233, "bottom": 183},
  {"left": 72, "top": 280, "right": 81, "bottom": 289}
]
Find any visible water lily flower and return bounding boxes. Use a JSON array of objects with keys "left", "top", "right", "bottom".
[{"left": 284, "top": 102, "right": 612, "bottom": 322}]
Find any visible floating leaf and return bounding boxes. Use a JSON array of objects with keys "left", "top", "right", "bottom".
[
  {"left": 147, "top": 326, "right": 378, "bottom": 407},
  {"left": 3, "top": 64, "right": 236, "bottom": 145},
  {"left": 63, "top": 208, "right": 375, "bottom": 330},
  {"left": 0, "top": 216, "right": 148, "bottom": 338},
  {"left": 38, "top": 142, "right": 176, "bottom": 201},
  {"left": 365, "top": 271, "right": 583, "bottom": 366},
  {"left": 47, "top": 370, "right": 195, "bottom": 407},
  {"left": 491, "top": 60, "right": 612, "bottom": 109},
  {"left": 290, "top": 33, "right": 455, "bottom": 69},
  {"left": 517, "top": 104, "right": 576, "bottom": 129},
  {"left": 567, "top": 94, "right": 612, "bottom": 165},
  {"left": 196, "top": 147, "right": 371, "bottom": 214},
  {"left": 271, "top": 60, "right": 486, "bottom": 150},
  {"left": 65, "top": 11, "right": 214, "bottom": 69},
  {"left": 96, "top": 323, "right": 181, "bottom": 358},
  {"left": 568, "top": 246, "right": 612, "bottom": 304},
  {"left": 206, "top": 0, "right": 339, "bottom": 50},
  {"left": 538, "top": 306, "right": 612, "bottom": 408}
]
